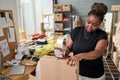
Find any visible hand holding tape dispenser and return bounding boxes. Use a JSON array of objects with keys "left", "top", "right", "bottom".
[{"left": 54, "top": 36, "right": 69, "bottom": 58}]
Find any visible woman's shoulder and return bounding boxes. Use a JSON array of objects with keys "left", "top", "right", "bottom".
[
  {"left": 72, "top": 26, "right": 84, "bottom": 32},
  {"left": 97, "top": 29, "right": 107, "bottom": 35},
  {"left": 70, "top": 26, "right": 84, "bottom": 36},
  {"left": 96, "top": 29, "right": 108, "bottom": 40}
]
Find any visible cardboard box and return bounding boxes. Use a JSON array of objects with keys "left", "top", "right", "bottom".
[
  {"left": 62, "top": 4, "right": 71, "bottom": 12},
  {"left": 55, "top": 23, "right": 64, "bottom": 30},
  {"left": 111, "top": 5, "right": 120, "bottom": 11},
  {"left": 54, "top": 4, "right": 62, "bottom": 12},
  {"left": 55, "top": 13, "right": 63, "bottom": 21},
  {"left": 54, "top": 4, "right": 71, "bottom": 12},
  {"left": 40, "top": 55, "right": 79, "bottom": 80},
  {"left": 28, "top": 74, "right": 39, "bottom": 80}
]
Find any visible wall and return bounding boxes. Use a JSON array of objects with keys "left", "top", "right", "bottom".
[
  {"left": 0, "top": 0, "right": 53, "bottom": 42},
  {"left": 21, "top": 0, "right": 53, "bottom": 36},
  {"left": 0, "top": 0, "right": 119, "bottom": 41},
  {"left": 57, "top": 0, "right": 120, "bottom": 24},
  {"left": 0, "top": 0, "right": 20, "bottom": 43},
  {"left": 34, "top": 0, "right": 53, "bottom": 33},
  {"left": 21, "top": 0, "right": 36, "bottom": 36}
]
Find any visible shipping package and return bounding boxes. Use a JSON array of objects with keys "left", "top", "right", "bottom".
[{"left": 40, "top": 55, "right": 79, "bottom": 80}]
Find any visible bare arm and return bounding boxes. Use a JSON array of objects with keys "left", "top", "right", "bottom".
[
  {"left": 78, "top": 39, "right": 107, "bottom": 60},
  {"left": 65, "top": 36, "right": 73, "bottom": 56},
  {"left": 67, "top": 39, "right": 107, "bottom": 66}
]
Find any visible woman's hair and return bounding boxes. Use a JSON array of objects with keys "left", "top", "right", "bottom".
[{"left": 87, "top": 2, "right": 108, "bottom": 23}]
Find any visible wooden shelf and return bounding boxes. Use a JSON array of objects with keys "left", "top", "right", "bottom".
[{"left": 111, "top": 5, "right": 120, "bottom": 68}]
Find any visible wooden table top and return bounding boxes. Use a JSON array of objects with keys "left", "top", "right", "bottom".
[{"left": 3, "top": 65, "right": 36, "bottom": 80}]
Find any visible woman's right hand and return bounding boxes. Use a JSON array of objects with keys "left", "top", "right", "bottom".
[{"left": 67, "top": 54, "right": 81, "bottom": 66}]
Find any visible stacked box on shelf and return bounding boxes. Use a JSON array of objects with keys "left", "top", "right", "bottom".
[
  {"left": 54, "top": 4, "right": 71, "bottom": 12},
  {"left": 55, "top": 23, "right": 63, "bottom": 31},
  {"left": 54, "top": 13, "right": 63, "bottom": 22},
  {"left": 62, "top": 4, "right": 71, "bottom": 12},
  {"left": 54, "top": 4, "right": 72, "bottom": 35},
  {"left": 54, "top": 4, "right": 62, "bottom": 12}
]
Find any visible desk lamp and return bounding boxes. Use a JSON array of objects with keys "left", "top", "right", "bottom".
[{"left": 0, "top": 50, "right": 11, "bottom": 80}]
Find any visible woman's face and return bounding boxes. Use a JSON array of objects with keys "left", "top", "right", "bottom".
[{"left": 85, "top": 15, "right": 100, "bottom": 32}]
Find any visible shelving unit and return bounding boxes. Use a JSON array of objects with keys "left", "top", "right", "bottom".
[
  {"left": 111, "top": 5, "right": 120, "bottom": 68},
  {"left": 54, "top": 4, "right": 72, "bottom": 35},
  {"left": 104, "top": 57, "right": 120, "bottom": 79}
]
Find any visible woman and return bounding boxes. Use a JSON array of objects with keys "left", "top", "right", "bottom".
[{"left": 66, "top": 2, "right": 108, "bottom": 80}]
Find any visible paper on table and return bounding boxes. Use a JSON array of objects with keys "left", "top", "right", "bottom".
[{"left": 15, "top": 54, "right": 23, "bottom": 60}]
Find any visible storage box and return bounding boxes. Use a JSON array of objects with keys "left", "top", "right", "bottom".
[
  {"left": 55, "top": 23, "right": 64, "bottom": 30},
  {"left": 111, "top": 5, "right": 120, "bottom": 11},
  {"left": 54, "top": 4, "right": 72, "bottom": 12},
  {"left": 28, "top": 74, "right": 39, "bottom": 80},
  {"left": 55, "top": 13, "right": 63, "bottom": 21},
  {"left": 54, "top": 4, "right": 62, "bottom": 12},
  {"left": 62, "top": 4, "right": 71, "bottom": 12},
  {"left": 40, "top": 55, "right": 79, "bottom": 80}
]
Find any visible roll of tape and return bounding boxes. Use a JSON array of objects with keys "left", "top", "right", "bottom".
[{"left": 56, "top": 37, "right": 65, "bottom": 49}]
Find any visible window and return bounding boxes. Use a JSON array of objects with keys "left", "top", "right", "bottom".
[{"left": 18, "top": 0, "right": 53, "bottom": 41}]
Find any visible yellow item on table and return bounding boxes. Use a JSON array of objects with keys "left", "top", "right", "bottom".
[{"left": 34, "top": 40, "right": 57, "bottom": 56}]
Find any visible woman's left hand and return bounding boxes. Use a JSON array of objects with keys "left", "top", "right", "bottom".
[{"left": 67, "top": 54, "right": 81, "bottom": 66}]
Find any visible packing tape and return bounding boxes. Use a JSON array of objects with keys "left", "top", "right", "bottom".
[{"left": 56, "top": 37, "right": 65, "bottom": 49}]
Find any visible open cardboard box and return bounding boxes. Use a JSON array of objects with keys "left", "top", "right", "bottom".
[{"left": 40, "top": 55, "right": 79, "bottom": 80}]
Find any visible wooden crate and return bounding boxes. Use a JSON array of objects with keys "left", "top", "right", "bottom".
[
  {"left": 54, "top": 4, "right": 62, "bottom": 12},
  {"left": 54, "top": 4, "right": 72, "bottom": 12},
  {"left": 55, "top": 23, "right": 64, "bottom": 30},
  {"left": 54, "top": 13, "right": 63, "bottom": 21},
  {"left": 62, "top": 4, "right": 71, "bottom": 12},
  {"left": 111, "top": 5, "right": 120, "bottom": 11}
]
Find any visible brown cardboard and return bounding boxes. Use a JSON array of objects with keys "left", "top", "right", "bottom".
[
  {"left": 62, "top": 4, "right": 71, "bottom": 12},
  {"left": 54, "top": 4, "right": 62, "bottom": 12},
  {"left": 54, "top": 13, "right": 63, "bottom": 21},
  {"left": 111, "top": 5, "right": 120, "bottom": 11},
  {"left": 40, "top": 55, "right": 79, "bottom": 80},
  {"left": 55, "top": 23, "right": 64, "bottom": 31}
]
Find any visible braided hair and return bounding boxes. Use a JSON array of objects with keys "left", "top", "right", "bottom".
[{"left": 88, "top": 2, "right": 108, "bottom": 23}]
